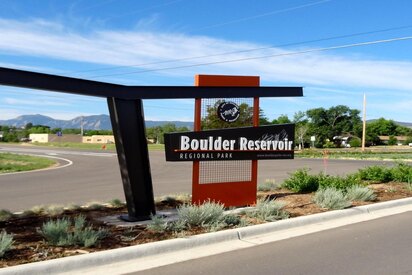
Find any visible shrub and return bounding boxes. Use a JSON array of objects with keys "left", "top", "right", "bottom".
[
  {"left": 222, "top": 214, "right": 241, "bottom": 226},
  {"left": 388, "top": 135, "right": 397, "bottom": 146},
  {"left": 345, "top": 185, "right": 376, "bottom": 201},
  {"left": 177, "top": 201, "right": 224, "bottom": 227},
  {"left": 404, "top": 136, "right": 412, "bottom": 145},
  {"left": 39, "top": 215, "right": 108, "bottom": 247},
  {"left": 390, "top": 162, "right": 412, "bottom": 183},
  {"left": 0, "top": 231, "right": 13, "bottom": 258},
  {"left": 168, "top": 219, "right": 187, "bottom": 233},
  {"left": 146, "top": 215, "right": 168, "bottom": 232},
  {"left": 155, "top": 193, "right": 191, "bottom": 205},
  {"left": 108, "top": 199, "right": 125, "bottom": 208},
  {"left": 30, "top": 205, "right": 46, "bottom": 215},
  {"left": 0, "top": 209, "right": 13, "bottom": 222},
  {"left": 39, "top": 218, "right": 70, "bottom": 245},
  {"left": 356, "top": 165, "right": 393, "bottom": 183},
  {"left": 258, "top": 179, "right": 279, "bottom": 192},
  {"left": 318, "top": 174, "right": 362, "bottom": 190},
  {"left": 43, "top": 205, "right": 65, "bottom": 217},
  {"left": 406, "top": 178, "right": 412, "bottom": 192},
  {"left": 349, "top": 137, "right": 362, "bottom": 148},
  {"left": 323, "top": 140, "right": 335, "bottom": 148},
  {"left": 202, "top": 221, "right": 227, "bottom": 232},
  {"left": 66, "top": 204, "right": 82, "bottom": 211},
  {"left": 282, "top": 168, "right": 319, "bottom": 193},
  {"left": 247, "top": 199, "right": 289, "bottom": 222},
  {"left": 157, "top": 196, "right": 176, "bottom": 204},
  {"left": 313, "top": 188, "right": 351, "bottom": 210},
  {"left": 86, "top": 202, "right": 105, "bottom": 210}
]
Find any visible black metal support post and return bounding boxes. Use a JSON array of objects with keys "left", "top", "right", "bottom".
[{"left": 107, "top": 97, "right": 155, "bottom": 221}]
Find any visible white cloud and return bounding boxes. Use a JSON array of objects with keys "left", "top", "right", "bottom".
[
  {"left": 1, "top": 18, "right": 412, "bottom": 122},
  {"left": 3, "top": 97, "right": 71, "bottom": 106},
  {"left": 0, "top": 108, "right": 24, "bottom": 120},
  {"left": 0, "top": 107, "right": 99, "bottom": 120},
  {"left": 1, "top": 18, "right": 412, "bottom": 93}
]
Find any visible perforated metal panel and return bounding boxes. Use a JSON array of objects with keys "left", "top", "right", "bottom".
[{"left": 199, "top": 98, "right": 254, "bottom": 184}]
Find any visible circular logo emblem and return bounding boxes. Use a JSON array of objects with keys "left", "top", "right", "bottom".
[{"left": 217, "top": 101, "right": 240, "bottom": 123}]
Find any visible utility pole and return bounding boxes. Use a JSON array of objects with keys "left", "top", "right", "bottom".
[
  {"left": 80, "top": 116, "right": 84, "bottom": 136},
  {"left": 362, "top": 93, "right": 366, "bottom": 152}
]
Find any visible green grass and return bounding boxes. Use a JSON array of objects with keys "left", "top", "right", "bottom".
[
  {"left": 29, "top": 142, "right": 165, "bottom": 151},
  {"left": 30, "top": 142, "right": 117, "bottom": 150},
  {"left": 296, "top": 148, "right": 412, "bottom": 160},
  {"left": 147, "top": 144, "right": 165, "bottom": 151},
  {"left": 0, "top": 153, "right": 56, "bottom": 174}
]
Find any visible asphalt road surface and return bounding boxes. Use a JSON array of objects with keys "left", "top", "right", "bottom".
[
  {"left": 0, "top": 144, "right": 391, "bottom": 211},
  {"left": 133, "top": 211, "right": 412, "bottom": 275}
]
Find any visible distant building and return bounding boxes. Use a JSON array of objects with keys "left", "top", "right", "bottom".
[
  {"left": 82, "top": 135, "right": 115, "bottom": 144},
  {"left": 29, "top": 133, "right": 82, "bottom": 143},
  {"left": 378, "top": 136, "right": 408, "bottom": 144}
]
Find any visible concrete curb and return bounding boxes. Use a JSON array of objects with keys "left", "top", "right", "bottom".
[{"left": 2, "top": 197, "right": 412, "bottom": 275}]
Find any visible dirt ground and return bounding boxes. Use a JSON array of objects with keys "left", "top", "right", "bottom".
[{"left": 1, "top": 182, "right": 412, "bottom": 268}]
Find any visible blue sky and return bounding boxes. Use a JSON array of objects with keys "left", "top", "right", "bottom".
[{"left": 0, "top": 0, "right": 411, "bottom": 122}]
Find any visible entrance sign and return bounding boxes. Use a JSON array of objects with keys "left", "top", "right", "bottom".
[
  {"left": 192, "top": 75, "right": 259, "bottom": 207},
  {"left": 165, "top": 124, "right": 295, "bottom": 161},
  {"left": 0, "top": 67, "right": 302, "bottom": 221}
]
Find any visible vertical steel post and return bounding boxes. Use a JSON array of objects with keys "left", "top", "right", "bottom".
[{"left": 107, "top": 97, "right": 155, "bottom": 221}]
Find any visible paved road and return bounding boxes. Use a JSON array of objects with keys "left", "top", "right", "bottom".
[
  {"left": 0, "top": 145, "right": 390, "bottom": 211},
  {"left": 134, "top": 211, "right": 412, "bottom": 275}
]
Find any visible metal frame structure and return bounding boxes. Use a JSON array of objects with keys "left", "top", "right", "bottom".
[
  {"left": 192, "top": 75, "right": 260, "bottom": 207},
  {"left": 0, "top": 67, "right": 303, "bottom": 221}
]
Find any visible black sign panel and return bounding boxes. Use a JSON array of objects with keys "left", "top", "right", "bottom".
[{"left": 164, "top": 124, "right": 295, "bottom": 161}]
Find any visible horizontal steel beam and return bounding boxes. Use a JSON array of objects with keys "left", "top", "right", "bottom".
[{"left": 0, "top": 67, "right": 303, "bottom": 99}]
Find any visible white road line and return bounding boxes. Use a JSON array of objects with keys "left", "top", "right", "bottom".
[
  {"left": 0, "top": 147, "right": 116, "bottom": 157},
  {"left": 0, "top": 153, "right": 73, "bottom": 176}
]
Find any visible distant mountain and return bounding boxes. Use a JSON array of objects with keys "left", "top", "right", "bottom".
[
  {"left": 145, "top": 120, "right": 193, "bottom": 129},
  {"left": 0, "top": 114, "right": 193, "bottom": 130},
  {"left": 397, "top": 121, "right": 412, "bottom": 128},
  {"left": 367, "top": 119, "right": 412, "bottom": 129}
]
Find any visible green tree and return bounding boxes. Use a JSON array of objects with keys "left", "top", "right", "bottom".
[
  {"left": 293, "top": 111, "right": 309, "bottom": 149},
  {"left": 28, "top": 125, "right": 51, "bottom": 134},
  {"left": 306, "top": 105, "right": 362, "bottom": 148},
  {"left": 62, "top": 128, "right": 82, "bottom": 135},
  {"left": 51, "top": 128, "right": 62, "bottom": 134},
  {"left": 201, "top": 101, "right": 253, "bottom": 130},
  {"left": 84, "top": 130, "right": 113, "bottom": 136},
  {"left": 146, "top": 124, "right": 190, "bottom": 144},
  {"left": 272, "top": 114, "right": 291, "bottom": 124},
  {"left": 366, "top": 118, "right": 411, "bottom": 145},
  {"left": 259, "top": 108, "right": 271, "bottom": 125}
]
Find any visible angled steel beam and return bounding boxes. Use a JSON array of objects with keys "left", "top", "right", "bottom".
[{"left": 0, "top": 67, "right": 303, "bottom": 99}]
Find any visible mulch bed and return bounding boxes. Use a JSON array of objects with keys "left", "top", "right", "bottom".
[{"left": 1, "top": 182, "right": 412, "bottom": 268}]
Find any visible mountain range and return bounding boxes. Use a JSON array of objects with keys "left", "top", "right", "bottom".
[
  {"left": 0, "top": 114, "right": 194, "bottom": 130},
  {"left": 1, "top": 114, "right": 410, "bottom": 130}
]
